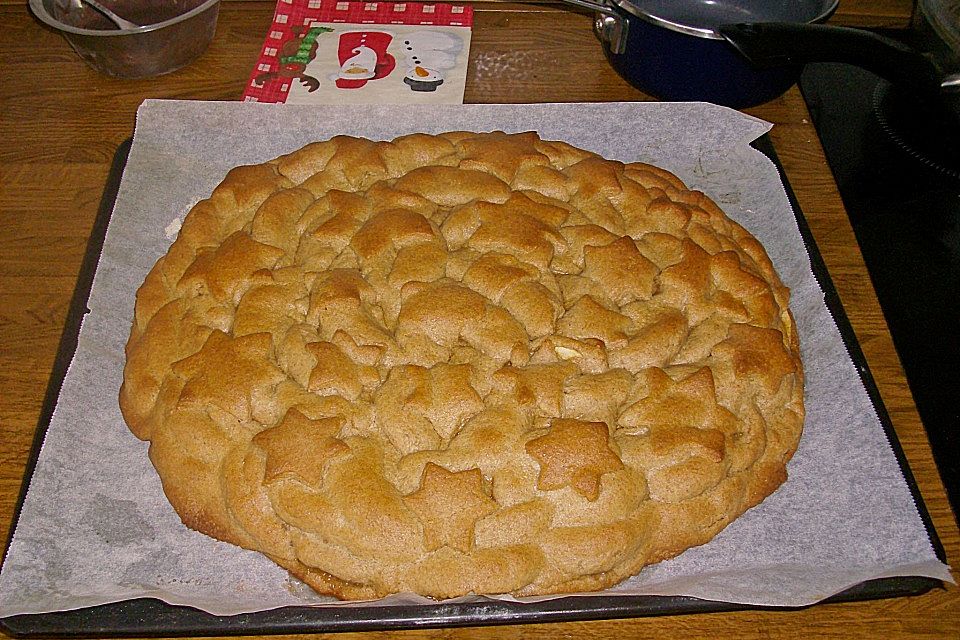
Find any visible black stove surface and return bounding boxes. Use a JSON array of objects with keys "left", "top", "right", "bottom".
[{"left": 800, "top": 60, "right": 959, "bottom": 523}]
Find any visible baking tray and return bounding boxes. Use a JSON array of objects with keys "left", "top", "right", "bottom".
[{"left": 0, "top": 135, "right": 947, "bottom": 637}]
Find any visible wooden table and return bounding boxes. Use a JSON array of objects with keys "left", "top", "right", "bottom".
[{"left": 1, "top": 1, "right": 956, "bottom": 638}]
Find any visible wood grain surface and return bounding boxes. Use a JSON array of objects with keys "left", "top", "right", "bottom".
[
  {"left": 3, "top": 0, "right": 919, "bottom": 27},
  {"left": 1, "top": 2, "right": 956, "bottom": 638}
]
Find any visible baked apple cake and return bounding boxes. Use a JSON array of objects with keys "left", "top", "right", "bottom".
[{"left": 120, "top": 131, "right": 803, "bottom": 599}]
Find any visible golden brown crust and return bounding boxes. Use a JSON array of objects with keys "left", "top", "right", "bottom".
[{"left": 120, "top": 131, "right": 803, "bottom": 600}]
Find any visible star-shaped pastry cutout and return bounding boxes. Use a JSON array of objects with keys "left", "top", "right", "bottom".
[
  {"left": 306, "top": 340, "right": 379, "bottom": 401},
  {"left": 457, "top": 131, "right": 550, "bottom": 183},
  {"left": 252, "top": 409, "right": 349, "bottom": 487},
  {"left": 173, "top": 331, "right": 286, "bottom": 421},
  {"left": 713, "top": 324, "right": 798, "bottom": 396},
  {"left": 556, "top": 295, "right": 632, "bottom": 348},
  {"left": 582, "top": 236, "right": 659, "bottom": 305},
  {"left": 617, "top": 367, "right": 732, "bottom": 462},
  {"left": 525, "top": 419, "right": 623, "bottom": 501},
  {"left": 177, "top": 231, "right": 285, "bottom": 302},
  {"left": 403, "top": 463, "right": 498, "bottom": 552},
  {"left": 619, "top": 367, "right": 731, "bottom": 435}
]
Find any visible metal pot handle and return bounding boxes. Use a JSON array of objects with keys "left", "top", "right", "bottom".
[
  {"left": 720, "top": 23, "right": 952, "bottom": 97},
  {"left": 560, "top": 0, "right": 629, "bottom": 55}
]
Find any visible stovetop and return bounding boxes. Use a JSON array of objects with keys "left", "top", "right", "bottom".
[{"left": 800, "top": 60, "right": 959, "bottom": 523}]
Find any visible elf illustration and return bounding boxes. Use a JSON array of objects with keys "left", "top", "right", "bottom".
[
  {"left": 334, "top": 31, "right": 396, "bottom": 89},
  {"left": 399, "top": 31, "right": 463, "bottom": 92},
  {"left": 254, "top": 25, "right": 334, "bottom": 92}
]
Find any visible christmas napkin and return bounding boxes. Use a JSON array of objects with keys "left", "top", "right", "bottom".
[{"left": 243, "top": 1, "right": 473, "bottom": 105}]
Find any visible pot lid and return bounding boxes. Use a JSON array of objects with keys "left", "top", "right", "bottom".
[{"left": 612, "top": 0, "right": 839, "bottom": 39}]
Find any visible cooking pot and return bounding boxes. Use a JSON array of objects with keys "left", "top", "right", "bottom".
[
  {"left": 719, "top": 18, "right": 960, "bottom": 123},
  {"left": 560, "top": 0, "right": 838, "bottom": 108},
  {"left": 720, "top": 5, "right": 960, "bottom": 178}
]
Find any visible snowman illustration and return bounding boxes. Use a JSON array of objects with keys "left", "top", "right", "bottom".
[{"left": 399, "top": 31, "right": 463, "bottom": 92}]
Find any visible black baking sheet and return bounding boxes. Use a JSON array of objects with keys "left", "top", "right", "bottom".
[{"left": 0, "top": 136, "right": 947, "bottom": 637}]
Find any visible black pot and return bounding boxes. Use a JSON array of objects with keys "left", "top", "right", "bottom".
[
  {"left": 719, "top": 22, "right": 960, "bottom": 123},
  {"left": 562, "top": 0, "right": 838, "bottom": 109}
]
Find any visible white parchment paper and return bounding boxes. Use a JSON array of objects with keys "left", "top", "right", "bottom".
[{"left": 0, "top": 100, "right": 952, "bottom": 618}]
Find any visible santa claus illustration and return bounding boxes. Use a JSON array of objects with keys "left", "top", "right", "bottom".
[{"left": 335, "top": 30, "right": 396, "bottom": 89}]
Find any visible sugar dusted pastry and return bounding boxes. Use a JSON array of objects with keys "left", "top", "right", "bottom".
[{"left": 120, "top": 131, "right": 803, "bottom": 599}]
